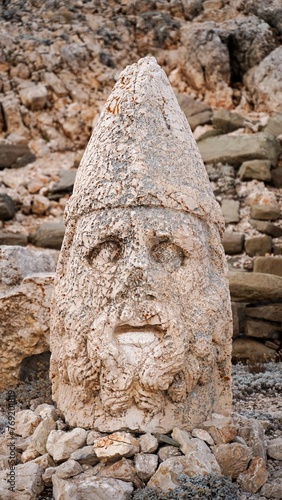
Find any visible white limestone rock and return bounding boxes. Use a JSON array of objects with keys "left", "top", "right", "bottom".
[
  {"left": 94, "top": 432, "right": 139, "bottom": 461},
  {"left": 55, "top": 459, "right": 83, "bottom": 479},
  {"left": 267, "top": 437, "right": 282, "bottom": 460},
  {"left": 139, "top": 433, "right": 158, "bottom": 453},
  {"left": 134, "top": 453, "right": 158, "bottom": 481},
  {"left": 15, "top": 410, "right": 41, "bottom": 438},
  {"left": 191, "top": 428, "right": 214, "bottom": 445},
  {"left": 31, "top": 416, "right": 56, "bottom": 455},
  {"left": 46, "top": 428, "right": 87, "bottom": 462},
  {"left": 213, "top": 443, "right": 252, "bottom": 479},
  {"left": 52, "top": 472, "right": 134, "bottom": 500},
  {"left": 0, "top": 462, "right": 44, "bottom": 499},
  {"left": 200, "top": 413, "right": 236, "bottom": 444}
]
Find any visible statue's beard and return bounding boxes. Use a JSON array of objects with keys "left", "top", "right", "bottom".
[{"left": 63, "top": 300, "right": 189, "bottom": 416}]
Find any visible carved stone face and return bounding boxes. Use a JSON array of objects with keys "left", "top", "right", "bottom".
[{"left": 51, "top": 207, "right": 232, "bottom": 432}]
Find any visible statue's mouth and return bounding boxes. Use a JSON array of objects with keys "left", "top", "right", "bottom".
[{"left": 114, "top": 324, "right": 164, "bottom": 345}]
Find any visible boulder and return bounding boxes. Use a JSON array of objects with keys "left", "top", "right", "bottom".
[
  {"left": 98, "top": 457, "right": 142, "bottom": 488},
  {"left": 54, "top": 460, "right": 83, "bottom": 479},
  {"left": 271, "top": 167, "right": 282, "bottom": 189},
  {"left": 232, "top": 338, "right": 277, "bottom": 362},
  {"left": 0, "top": 273, "right": 54, "bottom": 389},
  {"left": 29, "top": 221, "right": 65, "bottom": 250},
  {"left": 49, "top": 169, "right": 77, "bottom": 196},
  {"left": 241, "top": 0, "right": 282, "bottom": 36},
  {"left": 239, "top": 160, "right": 271, "bottom": 182},
  {"left": 254, "top": 257, "right": 282, "bottom": 277},
  {"left": 70, "top": 446, "right": 99, "bottom": 465},
  {"left": 0, "top": 193, "right": 15, "bottom": 220},
  {"left": 221, "top": 199, "right": 240, "bottom": 224},
  {"left": 245, "top": 319, "right": 281, "bottom": 340},
  {"left": 52, "top": 473, "right": 133, "bottom": 500},
  {"left": 94, "top": 432, "right": 139, "bottom": 461},
  {"left": 15, "top": 410, "right": 41, "bottom": 438},
  {"left": 31, "top": 416, "right": 56, "bottom": 455},
  {"left": 212, "top": 108, "right": 244, "bottom": 133},
  {"left": 134, "top": 453, "right": 158, "bottom": 482},
  {"left": 250, "top": 219, "right": 282, "bottom": 238},
  {"left": 245, "top": 303, "right": 282, "bottom": 322},
  {"left": 261, "top": 479, "right": 282, "bottom": 499},
  {"left": 245, "top": 47, "right": 282, "bottom": 113},
  {"left": 0, "top": 232, "right": 28, "bottom": 246},
  {"left": 223, "top": 232, "right": 244, "bottom": 254},
  {"left": 46, "top": 429, "right": 87, "bottom": 462},
  {"left": 250, "top": 203, "right": 280, "bottom": 221},
  {"left": 229, "top": 272, "right": 282, "bottom": 302},
  {"left": 235, "top": 416, "right": 267, "bottom": 463},
  {"left": 198, "top": 133, "right": 280, "bottom": 166},
  {"left": 264, "top": 113, "right": 282, "bottom": 137},
  {"left": 237, "top": 457, "right": 268, "bottom": 494},
  {"left": 0, "top": 462, "right": 44, "bottom": 499},
  {"left": 139, "top": 433, "right": 158, "bottom": 453},
  {"left": 245, "top": 235, "right": 272, "bottom": 257},
  {"left": 213, "top": 443, "right": 252, "bottom": 479},
  {"left": 19, "top": 83, "right": 47, "bottom": 111},
  {"left": 157, "top": 445, "right": 182, "bottom": 462},
  {"left": 267, "top": 437, "right": 282, "bottom": 460},
  {"left": 148, "top": 453, "right": 220, "bottom": 491},
  {"left": 0, "top": 143, "right": 35, "bottom": 169},
  {"left": 199, "top": 414, "right": 236, "bottom": 445}
]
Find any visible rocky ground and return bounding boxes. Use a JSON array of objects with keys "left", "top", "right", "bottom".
[{"left": 0, "top": 360, "right": 281, "bottom": 499}]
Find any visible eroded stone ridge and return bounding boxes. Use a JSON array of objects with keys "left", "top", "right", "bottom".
[{"left": 50, "top": 57, "right": 232, "bottom": 432}]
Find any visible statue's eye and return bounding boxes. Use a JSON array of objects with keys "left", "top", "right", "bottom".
[
  {"left": 150, "top": 240, "right": 185, "bottom": 269},
  {"left": 87, "top": 239, "right": 123, "bottom": 266}
]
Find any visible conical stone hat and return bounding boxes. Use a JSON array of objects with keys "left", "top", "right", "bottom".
[{"left": 66, "top": 57, "right": 224, "bottom": 235}]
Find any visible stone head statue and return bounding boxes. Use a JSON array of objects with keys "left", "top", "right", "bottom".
[{"left": 50, "top": 57, "right": 232, "bottom": 433}]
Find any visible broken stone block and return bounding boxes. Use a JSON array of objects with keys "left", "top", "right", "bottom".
[
  {"left": 52, "top": 472, "right": 134, "bottom": 499},
  {"left": 267, "top": 437, "right": 282, "bottom": 460},
  {"left": 0, "top": 462, "right": 44, "bottom": 499},
  {"left": 157, "top": 445, "right": 182, "bottom": 462},
  {"left": 15, "top": 410, "right": 41, "bottom": 438},
  {"left": 139, "top": 433, "right": 158, "bottom": 453},
  {"left": 254, "top": 256, "right": 282, "bottom": 277},
  {"left": 0, "top": 193, "right": 15, "bottom": 220},
  {"left": 221, "top": 199, "right": 240, "bottom": 224},
  {"left": 245, "top": 235, "right": 272, "bottom": 256},
  {"left": 29, "top": 221, "right": 65, "bottom": 250},
  {"left": 0, "top": 143, "right": 35, "bottom": 169},
  {"left": 70, "top": 446, "right": 99, "bottom": 465},
  {"left": 265, "top": 113, "right": 282, "bottom": 136},
  {"left": 229, "top": 272, "right": 282, "bottom": 302},
  {"left": 134, "top": 453, "right": 158, "bottom": 482},
  {"left": 261, "top": 479, "right": 282, "bottom": 499},
  {"left": 19, "top": 83, "right": 47, "bottom": 111},
  {"left": 232, "top": 338, "right": 277, "bottom": 362},
  {"left": 31, "top": 416, "right": 56, "bottom": 455},
  {"left": 271, "top": 166, "right": 282, "bottom": 188},
  {"left": 222, "top": 232, "right": 244, "bottom": 254},
  {"left": 49, "top": 169, "right": 77, "bottom": 196},
  {"left": 245, "top": 303, "right": 282, "bottom": 323},
  {"left": 250, "top": 219, "right": 282, "bottom": 238},
  {"left": 55, "top": 459, "right": 83, "bottom": 479},
  {"left": 212, "top": 108, "right": 245, "bottom": 133},
  {"left": 213, "top": 443, "right": 252, "bottom": 478},
  {"left": 46, "top": 428, "right": 87, "bottom": 462},
  {"left": 198, "top": 133, "right": 280, "bottom": 167},
  {"left": 31, "top": 194, "right": 50, "bottom": 215},
  {"left": 191, "top": 428, "right": 214, "bottom": 446},
  {"left": 43, "top": 72, "right": 67, "bottom": 97},
  {"left": 237, "top": 457, "right": 268, "bottom": 494},
  {"left": 200, "top": 414, "right": 236, "bottom": 444},
  {"left": 94, "top": 432, "right": 139, "bottom": 461},
  {"left": 250, "top": 204, "right": 280, "bottom": 221},
  {"left": 245, "top": 319, "right": 281, "bottom": 340},
  {"left": 98, "top": 457, "right": 142, "bottom": 488},
  {"left": 239, "top": 160, "right": 271, "bottom": 182},
  {"left": 148, "top": 454, "right": 220, "bottom": 492}
]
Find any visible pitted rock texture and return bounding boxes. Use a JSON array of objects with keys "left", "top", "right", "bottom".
[{"left": 50, "top": 57, "right": 232, "bottom": 433}]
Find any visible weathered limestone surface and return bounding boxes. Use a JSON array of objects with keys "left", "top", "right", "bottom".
[{"left": 50, "top": 57, "right": 232, "bottom": 433}]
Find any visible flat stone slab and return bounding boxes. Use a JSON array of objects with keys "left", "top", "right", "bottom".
[
  {"left": 198, "top": 133, "right": 280, "bottom": 166},
  {"left": 229, "top": 272, "right": 282, "bottom": 302},
  {"left": 254, "top": 257, "right": 282, "bottom": 277},
  {"left": 0, "top": 144, "right": 36, "bottom": 169}
]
